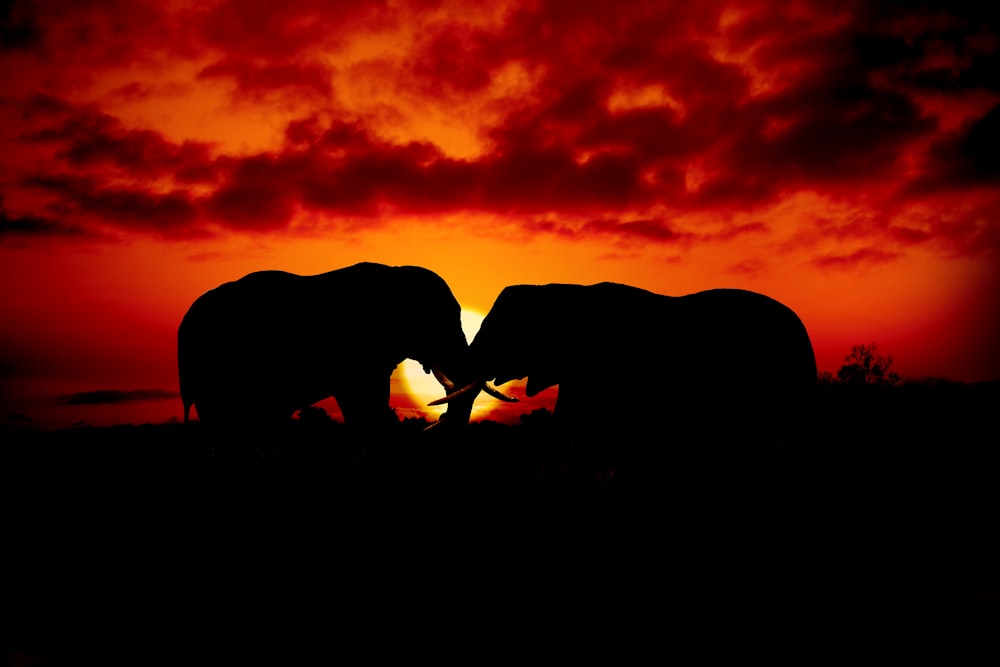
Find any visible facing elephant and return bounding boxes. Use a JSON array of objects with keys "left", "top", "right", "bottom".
[
  {"left": 436, "top": 282, "right": 817, "bottom": 467},
  {"left": 177, "top": 262, "right": 478, "bottom": 437}
]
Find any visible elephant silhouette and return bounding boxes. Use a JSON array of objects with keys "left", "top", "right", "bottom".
[
  {"left": 435, "top": 282, "right": 818, "bottom": 480},
  {"left": 177, "top": 262, "right": 478, "bottom": 438}
]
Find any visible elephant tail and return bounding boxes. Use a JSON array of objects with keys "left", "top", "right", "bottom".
[
  {"left": 177, "top": 319, "right": 195, "bottom": 425},
  {"left": 178, "top": 360, "right": 196, "bottom": 424}
]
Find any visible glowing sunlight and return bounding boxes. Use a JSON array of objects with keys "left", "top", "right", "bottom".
[{"left": 399, "top": 309, "right": 495, "bottom": 420}]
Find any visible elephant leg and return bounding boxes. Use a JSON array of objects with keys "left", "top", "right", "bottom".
[{"left": 334, "top": 370, "right": 399, "bottom": 450}]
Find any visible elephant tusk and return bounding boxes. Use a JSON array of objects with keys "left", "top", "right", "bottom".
[
  {"left": 483, "top": 382, "right": 518, "bottom": 403},
  {"left": 428, "top": 379, "right": 519, "bottom": 406},
  {"left": 431, "top": 367, "right": 455, "bottom": 391},
  {"left": 427, "top": 380, "right": 483, "bottom": 406}
]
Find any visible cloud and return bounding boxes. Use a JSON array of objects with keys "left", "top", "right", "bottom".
[
  {"left": 23, "top": 97, "right": 218, "bottom": 182},
  {"left": 1, "top": 1, "right": 998, "bottom": 262},
  {"left": 577, "top": 217, "right": 691, "bottom": 243},
  {"left": 205, "top": 154, "right": 300, "bottom": 229},
  {"left": 912, "top": 104, "right": 1000, "bottom": 190},
  {"left": 0, "top": 209, "right": 83, "bottom": 238},
  {"left": 516, "top": 215, "right": 692, "bottom": 245},
  {"left": 2, "top": 1, "right": 184, "bottom": 73},
  {"left": 411, "top": 24, "right": 502, "bottom": 94},
  {"left": 0, "top": 194, "right": 91, "bottom": 239},
  {"left": 25, "top": 174, "right": 202, "bottom": 236},
  {"left": 811, "top": 247, "right": 900, "bottom": 270},
  {"left": 3, "top": 412, "right": 33, "bottom": 424},
  {"left": 198, "top": 57, "right": 334, "bottom": 97},
  {"left": 958, "top": 104, "right": 1000, "bottom": 178},
  {"left": 57, "top": 389, "right": 181, "bottom": 405},
  {"left": 0, "top": 0, "right": 43, "bottom": 52},
  {"left": 195, "top": 0, "right": 387, "bottom": 61}
]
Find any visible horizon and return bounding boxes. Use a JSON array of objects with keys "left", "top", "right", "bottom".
[
  {"left": 6, "top": 344, "right": 997, "bottom": 432},
  {"left": 2, "top": 1, "right": 999, "bottom": 430}
]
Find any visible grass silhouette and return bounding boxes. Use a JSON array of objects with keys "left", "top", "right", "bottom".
[{"left": 3, "top": 379, "right": 998, "bottom": 661}]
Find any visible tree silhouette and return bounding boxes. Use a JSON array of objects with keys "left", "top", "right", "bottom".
[
  {"left": 836, "top": 343, "right": 900, "bottom": 387},
  {"left": 817, "top": 370, "right": 838, "bottom": 385}
]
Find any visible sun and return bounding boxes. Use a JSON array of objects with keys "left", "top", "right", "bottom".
[{"left": 399, "top": 309, "right": 496, "bottom": 420}]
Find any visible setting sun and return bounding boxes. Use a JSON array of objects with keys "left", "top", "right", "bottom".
[{"left": 398, "top": 308, "right": 497, "bottom": 421}]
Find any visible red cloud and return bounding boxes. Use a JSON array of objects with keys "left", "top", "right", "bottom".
[
  {"left": 2, "top": 1, "right": 998, "bottom": 260},
  {"left": 411, "top": 25, "right": 500, "bottom": 94},
  {"left": 24, "top": 174, "right": 201, "bottom": 236},
  {"left": 23, "top": 96, "right": 218, "bottom": 182},
  {"left": 811, "top": 247, "right": 900, "bottom": 270},
  {"left": 198, "top": 58, "right": 334, "bottom": 97},
  {"left": 195, "top": 0, "right": 384, "bottom": 60},
  {"left": 0, "top": 195, "right": 91, "bottom": 239}
]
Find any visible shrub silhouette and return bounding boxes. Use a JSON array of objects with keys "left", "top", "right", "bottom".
[{"left": 836, "top": 342, "right": 900, "bottom": 387}]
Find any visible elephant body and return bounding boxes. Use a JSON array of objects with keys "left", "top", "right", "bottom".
[
  {"left": 177, "top": 263, "right": 471, "bottom": 434},
  {"left": 463, "top": 283, "right": 817, "bottom": 475}
]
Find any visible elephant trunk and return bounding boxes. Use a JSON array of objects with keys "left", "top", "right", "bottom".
[
  {"left": 420, "top": 327, "right": 518, "bottom": 431},
  {"left": 429, "top": 334, "right": 518, "bottom": 409},
  {"left": 421, "top": 340, "right": 478, "bottom": 431},
  {"left": 423, "top": 366, "right": 476, "bottom": 432}
]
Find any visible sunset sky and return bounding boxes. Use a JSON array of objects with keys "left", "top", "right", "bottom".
[{"left": 1, "top": 0, "right": 998, "bottom": 429}]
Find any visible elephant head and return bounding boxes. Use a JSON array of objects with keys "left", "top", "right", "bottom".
[
  {"left": 177, "top": 262, "right": 485, "bottom": 437},
  {"left": 434, "top": 285, "right": 586, "bottom": 403}
]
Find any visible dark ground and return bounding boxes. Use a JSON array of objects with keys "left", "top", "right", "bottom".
[{"left": 3, "top": 381, "right": 999, "bottom": 664}]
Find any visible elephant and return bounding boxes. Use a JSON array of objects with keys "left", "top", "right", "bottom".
[
  {"left": 435, "top": 282, "right": 817, "bottom": 482},
  {"left": 177, "top": 262, "right": 490, "bottom": 439}
]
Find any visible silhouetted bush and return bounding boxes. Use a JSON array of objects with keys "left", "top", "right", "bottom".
[{"left": 835, "top": 342, "right": 901, "bottom": 387}]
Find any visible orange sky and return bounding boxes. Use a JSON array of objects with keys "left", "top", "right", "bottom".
[{"left": 1, "top": 0, "right": 998, "bottom": 429}]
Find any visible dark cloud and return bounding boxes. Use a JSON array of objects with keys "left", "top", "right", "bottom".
[
  {"left": 955, "top": 104, "right": 1000, "bottom": 178},
  {"left": 0, "top": 0, "right": 42, "bottom": 51},
  {"left": 904, "top": 104, "right": 1000, "bottom": 195},
  {"left": 0, "top": 1, "right": 381, "bottom": 90},
  {"left": 25, "top": 174, "right": 201, "bottom": 235},
  {"left": 206, "top": 154, "right": 301, "bottom": 229},
  {"left": 0, "top": 194, "right": 89, "bottom": 238},
  {"left": 522, "top": 216, "right": 691, "bottom": 244},
  {"left": 411, "top": 25, "right": 498, "bottom": 93},
  {"left": 462, "top": 2, "right": 937, "bottom": 214},
  {"left": 209, "top": 126, "right": 472, "bottom": 224},
  {"left": 2, "top": 1, "right": 181, "bottom": 68},
  {"left": 714, "top": 221, "right": 769, "bottom": 242},
  {"left": 727, "top": 258, "right": 768, "bottom": 276},
  {"left": 23, "top": 98, "right": 218, "bottom": 181},
  {"left": 20, "top": 93, "right": 73, "bottom": 118},
  {"left": 13, "top": 90, "right": 997, "bottom": 254},
  {"left": 732, "top": 86, "right": 934, "bottom": 189},
  {"left": 15, "top": 97, "right": 215, "bottom": 235},
  {"left": 2, "top": 1, "right": 998, "bottom": 258},
  {"left": 811, "top": 247, "right": 900, "bottom": 270},
  {"left": 0, "top": 212, "right": 84, "bottom": 237},
  {"left": 57, "top": 389, "right": 180, "bottom": 405},
  {"left": 578, "top": 217, "right": 690, "bottom": 243},
  {"left": 195, "top": 0, "right": 388, "bottom": 61},
  {"left": 926, "top": 200, "right": 1000, "bottom": 258},
  {"left": 477, "top": 146, "right": 652, "bottom": 213},
  {"left": 3, "top": 412, "right": 32, "bottom": 424},
  {"left": 858, "top": 1, "right": 1000, "bottom": 92},
  {"left": 198, "top": 58, "right": 333, "bottom": 97},
  {"left": 889, "top": 224, "right": 932, "bottom": 246}
]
